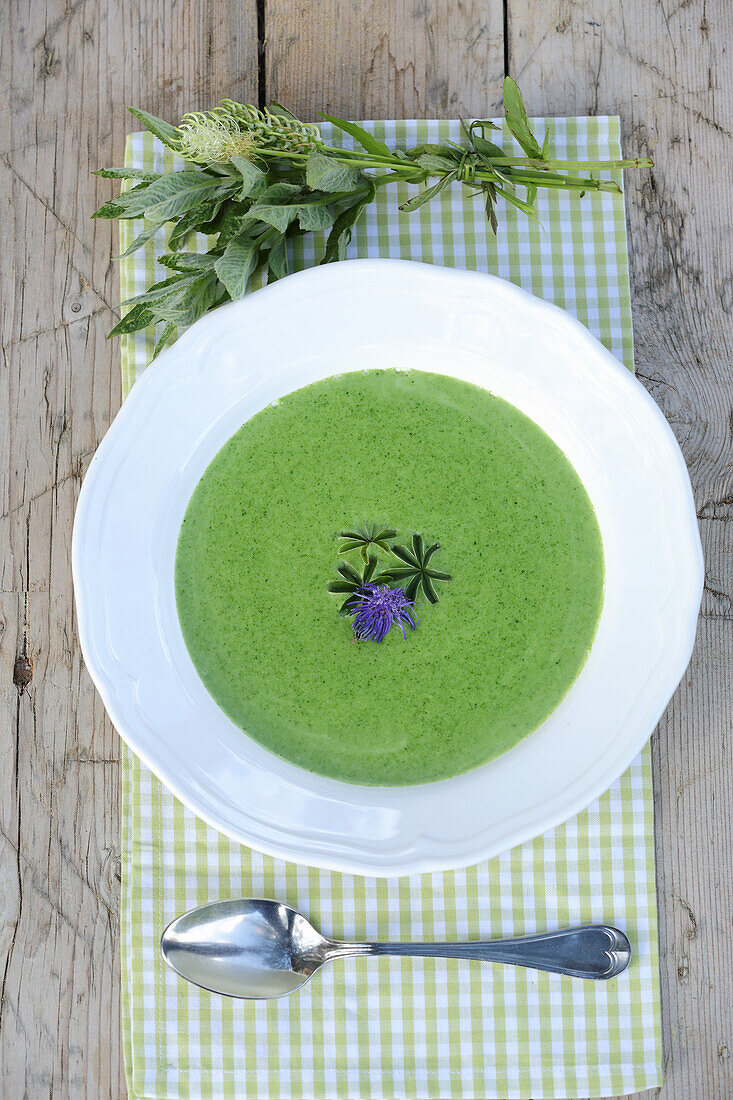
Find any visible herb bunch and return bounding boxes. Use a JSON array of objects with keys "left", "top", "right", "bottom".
[{"left": 94, "top": 78, "right": 651, "bottom": 360}]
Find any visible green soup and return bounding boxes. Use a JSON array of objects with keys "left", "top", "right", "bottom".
[{"left": 175, "top": 369, "right": 603, "bottom": 785}]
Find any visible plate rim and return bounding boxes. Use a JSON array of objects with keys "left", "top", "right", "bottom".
[{"left": 73, "top": 258, "right": 704, "bottom": 875}]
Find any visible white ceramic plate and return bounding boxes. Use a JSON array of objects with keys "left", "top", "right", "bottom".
[{"left": 73, "top": 259, "right": 703, "bottom": 876}]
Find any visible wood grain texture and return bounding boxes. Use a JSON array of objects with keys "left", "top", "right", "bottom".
[
  {"left": 265, "top": 0, "right": 506, "bottom": 119},
  {"left": 508, "top": 2, "right": 733, "bottom": 1097},
  {"left": 0, "top": 2, "right": 257, "bottom": 1097},
  {"left": 3, "top": 0, "right": 732, "bottom": 1096}
]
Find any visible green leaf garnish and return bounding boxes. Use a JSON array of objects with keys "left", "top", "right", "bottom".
[
  {"left": 381, "top": 534, "right": 452, "bottom": 604},
  {"left": 338, "top": 524, "right": 398, "bottom": 563},
  {"left": 327, "top": 554, "right": 381, "bottom": 612}
]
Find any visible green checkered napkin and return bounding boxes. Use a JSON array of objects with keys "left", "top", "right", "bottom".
[{"left": 119, "top": 117, "right": 662, "bottom": 1099}]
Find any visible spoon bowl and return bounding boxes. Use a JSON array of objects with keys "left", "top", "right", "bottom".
[{"left": 161, "top": 898, "right": 632, "bottom": 1000}]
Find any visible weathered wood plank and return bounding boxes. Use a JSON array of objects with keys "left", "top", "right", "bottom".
[
  {"left": 1, "top": 1, "right": 258, "bottom": 1096},
  {"left": 3, "top": 0, "right": 731, "bottom": 1095},
  {"left": 508, "top": 2, "right": 733, "bottom": 1097},
  {"left": 265, "top": 0, "right": 505, "bottom": 119}
]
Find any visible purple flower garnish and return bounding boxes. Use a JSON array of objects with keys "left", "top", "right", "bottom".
[{"left": 347, "top": 583, "right": 419, "bottom": 643}]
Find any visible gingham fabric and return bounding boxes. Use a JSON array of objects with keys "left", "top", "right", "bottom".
[{"left": 119, "top": 118, "right": 662, "bottom": 1100}]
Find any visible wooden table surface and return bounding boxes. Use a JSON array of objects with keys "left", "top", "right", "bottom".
[{"left": 2, "top": 1, "right": 731, "bottom": 1097}]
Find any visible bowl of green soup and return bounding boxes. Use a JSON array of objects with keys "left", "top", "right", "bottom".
[{"left": 73, "top": 259, "right": 703, "bottom": 875}]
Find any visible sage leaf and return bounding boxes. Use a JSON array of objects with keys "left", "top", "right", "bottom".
[
  {"left": 245, "top": 202, "right": 297, "bottom": 233},
  {"left": 121, "top": 273, "right": 200, "bottom": 309},
  {"left": 230, "top": 156, "right": 267, "bottom": 200},
  {"left": 268, "top": 102, "right": 301, "bottom": 122},
  {"left": 321, "top": 180, "right": 375, "bottom": 263},
  {"left": 92, "top": 199, "right": 126, "bottom": 219},
  {"left": 107, "top": 303, "right": 155, "bottom": 338},
  {"left": 152, "top": 321, "right": 177, "bottom": 359},
  {"left": 159, "top": 251, "right": 218, "bottom": 272},
  {"left": 297, "top": 203, "right": 334, "bottom": 231},
  {"left": 306, "top": 150, "right": 361, "bottom": 193},
  {"left": 94, "top": 167, "right": 160, "bottom": 181},
  {"left": 266, "top": 237, "right": 288, "bottom": 281},
  {"left": 127, "top": 106, "right": 181, "bottom": 151},
  {"left": 213, "top": 236, "right": 260, "bottom": 299},
  {"left": 179, "top": 272, "right": 220, "bottom": 324},
  {"left": 122, "top": 171, "right": 222, "bottom": 221},
  {"left": 92, "top": 181, "right": 151, "bottom": 219},
  {"left": 144, "top": 273, "right": 218, "bottom": 327},
  {"left": 260, "top": 181, "right": 302, "bottom": 203},
  {"left": 117, "top": 220, "right": 165, "bottom": 258}
]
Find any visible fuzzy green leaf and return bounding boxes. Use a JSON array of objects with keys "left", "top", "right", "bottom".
[
  {"left": 422, "top": 543, "right": 440, "bottom": 567},
  {"left": 337, "top": 539, "right": 365, "bottom": 553},
  {"left": 91, "top": 199, "right": 126, "bottom": 219},
  {"left": 152, "top": 321, "right": 177, "bottom": 359},
  {"left": 268, "top": 102, "right": 301, "bottom": 122},
  {"left": 159, "top": 251, "right": 218, "bottom": 272},
  {"left": 94, "top": 167, "right": 160, "bottom": 181},
  {"left": 244, "top": 202, "right": 297, "bottom": 233},
  {"left": 266, "top": 237, "right": 289, "bottom": 281},
  {"left": 148, "top": 273, "right": 219, "bottom": 327},
  {"left": 229, "top": 156, "right": 267, "bottom": 200},
  {"left": 321, "top": 180, "right": 375, "bottom": 263},
  {"left": 213, "top": 236, "right": 260, "bottom": 299},
  {"left": 92, "top": 182, "right": 152, "bottom": 219},
  {"left": 306, "top": 150, "right": 362, "bottom": 193},
  {"left": 167, "top": 211, "right": 201, "bottom": 252},
  {"left": 379, "top": 567, "right": 416, "bottom": 581},
  {"left": 127, "top": 106, "right": 181, "bottom": 151},
  {"left": 107, "top": 303, "right": 155, "bottom": 338},
  {"left": 181, "top": 273, "right": 221, "bottom": 323},
  {"left": 117, "top": 220, "right": 164, "bottom": 258},
  {"left": 260, "top": 182, "right": 303, "bottom": 203},
  {"left": 122, "top": 171, "right": 222, "bottom": 221},
  {"left": 297, "top": 203, "right": 334, "bottom": 231},
  {"left": 120, "top": 273, "right": 199, "bottom": 309}
]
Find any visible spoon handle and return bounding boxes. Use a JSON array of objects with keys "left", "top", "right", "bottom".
[{"left": 342, "top": 925, "right": 630, "bottom": 980}]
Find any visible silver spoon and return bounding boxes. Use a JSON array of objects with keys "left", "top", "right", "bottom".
[{"left": 160, "top": 898, "right": 631, "bottom": 999}]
